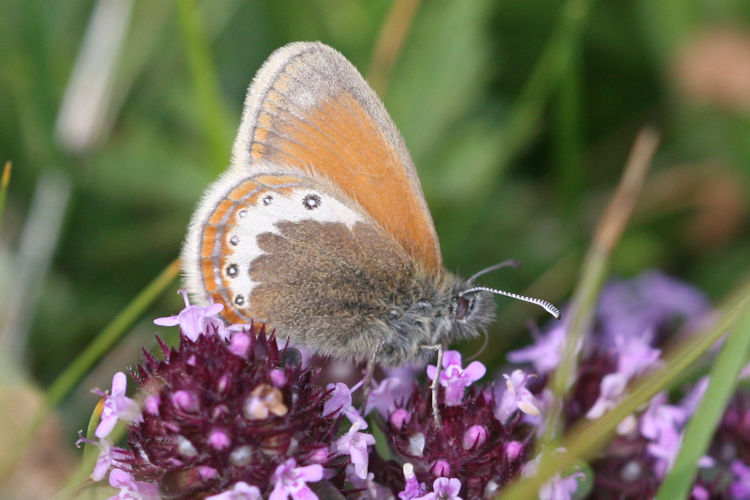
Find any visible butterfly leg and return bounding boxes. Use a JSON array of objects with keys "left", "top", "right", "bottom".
[
  {"left": 359, "top": 340, "right": 383, "bottom": 413},
  {"left": 421, "top": 344, "right": 444, "bottom": 428}
]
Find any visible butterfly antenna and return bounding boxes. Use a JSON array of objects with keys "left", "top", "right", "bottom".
[
  {"left": 460, "top": 286, "right": 561, "bottom": 319},
  {"left": 467, "top": 259, "right": 522, "bottom": 283}
]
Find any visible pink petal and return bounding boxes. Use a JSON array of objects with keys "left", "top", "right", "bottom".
[
  {"left": 153, "top": 315, "right": 179, "bottom": 326},
  {"left": 204, "top": 302, "right": 224, "bottom": 316},
  {"left": 442, "top": 350, "right": 462, "bottom": 368},
  {"left": 296, "top": 463, "right": 323, "bottom": 482},
  {"left": 463, "top": 361, "right": 486, "bottom": 382},
  {"left": 111, "top": 372, "right": 127, "bottom": 396}
]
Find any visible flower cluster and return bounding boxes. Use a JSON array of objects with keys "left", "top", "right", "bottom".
[
  {"left": 80, "top": 292, "right": 567, "bottom": 499},
  {"left": 366, "top": 352, "right": 539, "bottom": 499},
  {"left": 79, "top": 291, "right": 377, "bottom": 499},
  {"left": 79, "top": 270, "right": 748, "bottom": 499},
  {"left": 509, "top": 270, "right": 750, "bottom": 499}
]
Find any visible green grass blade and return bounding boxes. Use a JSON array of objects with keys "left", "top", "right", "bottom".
[
  {"left": 544, "top": 129, "right": 659, "bottom": 441},
  {"left": 0, "top": 259, "right": 179, "bottom": 482},
  {"left": 554, "top": 47, "right": 583, "bottom": 218},
  {"left": 655, "top": 296, "right": 750, "bottom": 499},
  {"left": 498, "top": 280, "right": 750, "bottom": 499},
  {"left": 175, "top": 0, "right": 233, "bottom": 174},
  {"left": 497, "top": 0, "right": 594, "bottom": 172}
]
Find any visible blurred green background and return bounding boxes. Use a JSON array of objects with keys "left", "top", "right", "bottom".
[{"left": 1, "top": 0, "right": 749, "bottom": 464}]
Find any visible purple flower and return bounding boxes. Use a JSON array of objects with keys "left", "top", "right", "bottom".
[
  {"left": 322, "top": 381, "right": 366, "bottom": 428},
  {"left": 92, "top": 438, "right": 116, "bottom": 481},
  {"left": 76, "top": 433, "right": 131, "bottom": 482},
  {"left": 206, "top": 482, "right": 262, "bottom": 500},
  {"left": 108, "top": 468, "right": 159, "bottom": 500},
  {"left": 398, "top": 463, "right": 427, "bottom": 500},
  {"left": 461, "top": 425, "right": 488, "bottom": 450},
  {"left": 585, "top": 335, "right": 661, "bottom": 420},
  {"left": 508, "top": 323, "right": 569, "bottom": 374},
  {"left": 108, "top": 326, "right": 345, "bottom": 497},
  {"left": 505, "top": 441, "right": 523, "bottom": 460},
  {"left": 332, "top": 422, "right": 376, "bottom": 479},
  {"left": 94, "top": 372, "right": 142, "bottom": 438},
  {"left": 269, "top": 458, "right": 323, "bottom": 500},
  {"left": 692, "top": 485, "right": 709, "bottom": 500},
  {"left": 494, "top": 370, "right": 540, "bottom": 424},
  {"left": 414, "top": 477, "right": 463, "bottom": 500},
  {"left": 427, "top": 351, "right": 486, "bottom": 406},
  {"left": 730, "top": 460, "right": 750, "bottom": 499},
  {"left": 93, "top": 438, "right": 128, "bottom": 481},
  {"left": 614, "top": 334, "right": 662, "bottom": 380},
  {"left": 366, "top": 374, "right": 414, "bottom": 417},
  {"left": 390, "top": 408, "right": 411, "bottom": 429},
  {"left": 538, "top": 471, "right": 583, "bottom": 500},
  {"left": 229, "top": 332, "right": 251, "bottom": 357},
  {"left": 430, "top": 459, "right": 451, "bottom": 477},
  {"left": 640, "top": 394, "right": 687, "bottom": 477},
  {"left": 585, "top": 372, "right": 627, "bottom": 419},
  {"left": 154, "top": 289, "right": 228, "bottom": 341},
  {"left": 344, "top": 464, "right": 393, "bottom": 499},
  {"left": 386, "top": 371, "right": 533, "bottom": 498},
  {"left": 597, "top": 271, "right": 710, "bottom": 345}
]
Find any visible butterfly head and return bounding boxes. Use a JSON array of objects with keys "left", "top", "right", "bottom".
[{"left": 447, "top": 279, "right": 497, "bottom": 338}]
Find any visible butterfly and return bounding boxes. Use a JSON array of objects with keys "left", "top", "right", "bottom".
[{"left": 182, "top": 42, "right": 558, "bottom": 367}]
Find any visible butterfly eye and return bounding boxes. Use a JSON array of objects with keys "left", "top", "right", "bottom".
[{"left": 454, "top": 296, "right": 470, "bottom": 320}]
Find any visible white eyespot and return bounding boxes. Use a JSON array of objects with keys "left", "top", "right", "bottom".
[
  {"left": 303, "top": 193, "right": 321, "bottom": 210},
  {"left": 229, "top": 235, "right": 240, "bottom": 246},
  {"left": 234, "top": 295, "right": 245, "bottom": 306},
  {"left": 238, "top": 209, "right": 248, "bottom": 219},
  {"left": 226, "top": 263, "right": 238, "bottom": 278},
  {"left": 262, "top": 194, "right": 273, "bottom": 206}
]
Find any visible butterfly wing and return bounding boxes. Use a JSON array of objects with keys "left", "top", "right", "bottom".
[
  {"left": 182, "top": 42, "right": 444, "bottom": 359},
  {"left": 231, "top": 42, "right": 441, "bottom": 273},
  {"left": 182, "top": 170, "right": 422, "bottom": 362}
]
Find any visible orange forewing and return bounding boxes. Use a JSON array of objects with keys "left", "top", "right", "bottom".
[{"left": 239, "top": 45, "right": 442, "bottom": 273}]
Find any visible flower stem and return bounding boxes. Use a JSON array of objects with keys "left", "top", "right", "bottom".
[
  {"left": 366, "top": 0, "right": 422, "bottom": 97},
  {"left": 0, "top": 161, "right": 11, "bottom": 236},
  {"left": 175, "top": 0, "right": 232, "bottom": 175},
  {"left": 543, "top": 127, "right": 659, "bottom": 442}
]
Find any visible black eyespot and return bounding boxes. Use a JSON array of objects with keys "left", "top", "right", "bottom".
[
  {"left": 229, "top": 235, "right": 240, "bottom": 246},
  {"left": 234, "top": 295, "right": 245, "bottom": 306},
  {"left": 469, "top": 297, "right": 476, "bottom": 312},
  {"left": 262, "top": 195, "right": 273, "bottom": 206},
  {"left": 454, "top": 296, "right": 470, "bottom": 320},
  {"left": 226, "top": 263, "right": 238, "bottom": 278},
  {"left": 303, "top": 193, "right": 321, "bottom": 210}
]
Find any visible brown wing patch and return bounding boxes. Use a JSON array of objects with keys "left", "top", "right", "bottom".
[{"left": 248, "top": 219, "right": 421, "bottom": 359}]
